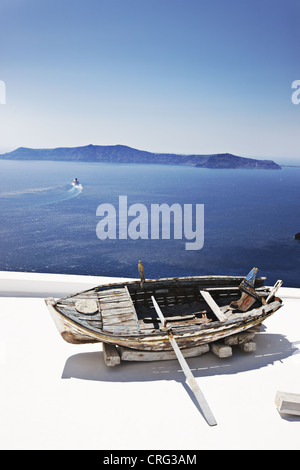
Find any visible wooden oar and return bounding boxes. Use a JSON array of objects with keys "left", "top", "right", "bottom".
[
  {"left": 266, "top": 280, "right": 283, "bottom": 302},
  {"left": 151, "top": 295, "right": 217, "bottom": 426}
]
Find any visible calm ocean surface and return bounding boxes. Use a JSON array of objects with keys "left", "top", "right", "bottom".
[{"left": 0, "top": 159, "right": 300, "bottom": 287}]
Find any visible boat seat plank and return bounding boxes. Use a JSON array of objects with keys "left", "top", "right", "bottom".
[
  {"left": 101, "top": 314, "right": 138, "bottom": 325},
  {"left": 99, "top": 293, "right": 129, "bottom": 301},
  {"left": 102, "top": 307, "right": 135, "bottom": 315},
  {"left": 99, "top": 287, "right": 140, "bottom": 334},
  {"left": 199, "top": 289, "right": 227, "bottom": 321}
]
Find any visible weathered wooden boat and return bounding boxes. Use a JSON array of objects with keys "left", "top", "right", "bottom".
[{"left": 45, "top": 267, "right": 283, "bottom": 352}]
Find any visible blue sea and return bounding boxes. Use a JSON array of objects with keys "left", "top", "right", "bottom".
[{"left": 0, "top": 159, "right": 300, "bottom": 287}]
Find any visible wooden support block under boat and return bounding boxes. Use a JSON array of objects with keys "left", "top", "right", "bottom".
[
  {"left": 239, "top": 340, "right": 256, "bottom": 353},
  {"left": 224, "top": 330, "right": 256, "bottom": 345},
  {"left": 102, "top": 342, "right": 121, "bottom": 367},
  {"left": 275, "top": 391, "right": 300, "bottom": 416},
  {"left": 211, "top": 341, "right": 232, "bottom": 358},
  {"left": 119, "top": 344, "right": 210, "bottom": 362}
]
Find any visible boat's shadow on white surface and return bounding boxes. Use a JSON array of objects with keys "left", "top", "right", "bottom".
[{"left": 62, "top": 332, "right": 299, "bottom": 384}]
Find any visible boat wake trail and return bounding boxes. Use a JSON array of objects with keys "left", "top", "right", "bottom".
[{"left": 0, "top": 183, "right": 83, "bottom": 207}]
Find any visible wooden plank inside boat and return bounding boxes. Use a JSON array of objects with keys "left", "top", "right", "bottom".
[
  {"left": 119, "top": 344, "right": 210, "bottom": 362},
  {"left": 99, "top": 287, "right": 140, "bottom": 334},
  {"left": 199, "top": 290, "right": 227, "bottom": 321}
]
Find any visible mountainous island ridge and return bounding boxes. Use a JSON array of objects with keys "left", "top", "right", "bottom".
[{"left": 0, "top": 144, "right": 281, "bottom": 170}]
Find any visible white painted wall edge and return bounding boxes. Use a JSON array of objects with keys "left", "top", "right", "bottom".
[
  {"left": 0, "top": 270, "right": 298, "bottom": 299},
  {"left": 0, "top": 270, "right": 136, "bottom": 298}
]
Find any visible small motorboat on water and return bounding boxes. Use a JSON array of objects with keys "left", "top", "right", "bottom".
[{"left": 72, "top": 178, "right": 80, "bottom": 186}]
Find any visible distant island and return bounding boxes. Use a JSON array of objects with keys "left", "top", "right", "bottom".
[{"left": 0, "top": 144, "right": 281, "bottom": 170}]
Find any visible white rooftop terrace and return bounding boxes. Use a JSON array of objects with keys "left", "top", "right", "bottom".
[{"left": 0, "top": 270, "right": 300, "bottom": 450}]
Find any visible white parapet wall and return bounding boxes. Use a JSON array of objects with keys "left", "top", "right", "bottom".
[
  {"left": 0, "top": 270, "right": 299, "bottom": 299},
  {"left": 0, "top": 270, "right": 135, "bottom": 298},
  {"left": 0, "top": 270, "right": 300, "bottom": 449}
]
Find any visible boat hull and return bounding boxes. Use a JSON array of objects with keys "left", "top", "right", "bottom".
[{"left": 45, "top": 296, "right": 282, "bottom": 351}]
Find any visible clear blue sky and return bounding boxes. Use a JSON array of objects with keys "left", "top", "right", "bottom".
[{"left": 0, "top": 0, "right": 299, "bottom": 163}]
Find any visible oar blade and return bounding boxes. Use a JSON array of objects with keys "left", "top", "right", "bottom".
[
  {"left": 151, "top": 295, "right": 217, "bottom": 426},
  {"left": 186, "top": 376, "right": 217, "bottom": 426}
]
